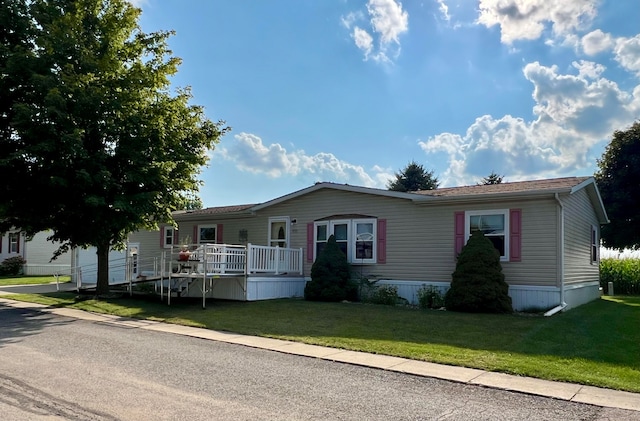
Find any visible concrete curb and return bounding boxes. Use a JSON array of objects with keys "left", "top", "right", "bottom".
[{"left": 2, "top": 296, "right": 639, "bottom": 412}]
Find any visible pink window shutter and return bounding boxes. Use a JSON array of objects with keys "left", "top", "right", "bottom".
[
  {"left": 193, "top": 226, "right": 198, "bottom": 245},
  {"left": 306, "top": 223, "right": 314, "bottom": 263},
  {"left": 216, "top": 224, "right": 224, "bottom": 244},
  {"left": 509, "top": 209, "right": 522, "bottom": 262},
  {"left": 160, "top": 227, "right": 165, "bottom": 247},
  {"left": 377, "top": 219, "right": 387, "bottom": 264},
  {"left": 454, "top": 211, "right": 465, "bottom": 258},
  {"left": 16, "top": 233, "right": 20, "bottom": 254}
]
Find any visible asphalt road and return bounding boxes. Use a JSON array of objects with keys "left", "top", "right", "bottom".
[{"left": 0, "top": 304, "right": 638, "bottom": 421}]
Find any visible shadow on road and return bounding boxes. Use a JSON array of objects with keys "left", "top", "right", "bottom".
[{"left": 0, "top": 305, "right": 74, "bottom": 348}]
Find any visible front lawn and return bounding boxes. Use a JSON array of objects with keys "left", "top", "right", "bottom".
[
  {"left": 0, "top": 275, "right": 70, "bottom": 286},
  {"left": 5, "top": 292, "right": 640, "bottom": 393}
]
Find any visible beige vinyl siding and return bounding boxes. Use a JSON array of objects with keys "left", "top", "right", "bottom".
[
  {"left": 128, "top": 228, "right": 166, "bottom": 262},
  {"left": 252, "top": 190, "right": 560, "bottom": 287},
  {"left": 561, "top": 189, "right": 600, "bottom": 285}
]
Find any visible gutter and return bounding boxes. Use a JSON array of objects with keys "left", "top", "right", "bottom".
[{"left": 544, "top": 193, "right": 567, "bottom": 317}]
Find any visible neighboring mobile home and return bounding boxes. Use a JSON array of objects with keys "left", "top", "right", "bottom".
[
  {"left": 128, "top": 176, "right": 608, "bottom": 312},
  {"left": 0, "top": 229, "right": 71, "bottom": 275}
]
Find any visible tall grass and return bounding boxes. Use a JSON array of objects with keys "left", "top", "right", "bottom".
[{"left": 600, "top": 258, "right": 640, "bottom": 295}]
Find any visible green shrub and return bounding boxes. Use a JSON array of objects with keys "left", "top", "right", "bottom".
[
  {"left": 305, "top": 235, "right": 356, "bottom": 302},
  {"left": 600, "top": 258, "right": 640, "bottom": 295},
  {"left": 445, "top": 230, "right": 513, "bottom": 313},
  {"left": 0, "top": 256, "right": 26, "bottom": 276},
  {"left": 417, "top": 285, "right": 444, "bottom": 309},
  {"left": 368, "top": 284, "right": 400, "bottom": 305}
]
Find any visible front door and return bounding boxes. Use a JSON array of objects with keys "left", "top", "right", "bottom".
[{"left": 127, "top": 243, "right": 140, "bottom": 278}]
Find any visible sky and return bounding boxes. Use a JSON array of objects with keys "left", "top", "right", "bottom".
[{"left": 130, "top": 0, "right": 640, "bottom": 208}]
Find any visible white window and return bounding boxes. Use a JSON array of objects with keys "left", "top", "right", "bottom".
[
  {"left": 268, "top": 217, "right": 290, "bottom": 248},
  {"left": 465, "top": 210, "right": 509, "bottom": 261},
  {"left": 9, "top": 232, "right": 19, "bottom": 253},
  {"left": 198, "top": 225, "right": 217, "bottom": 244},
  {"left": 314, "top": 218, "right": 377, "bottom": 264},
  {"left": 591, "top": 225, "right": 598, "bottom": 264},
  {"left": 163, "top": 227, "right": 175, "bottom": 248}
]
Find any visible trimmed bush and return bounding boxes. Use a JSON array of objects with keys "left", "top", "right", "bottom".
[
  {"left": 417, "top": 285, "right": 444, "bottom": 309},
  {"left": 368, "top": 284, "right": 400, "bottom": 305},
  {"left": 0, "top": 256, "right": 26, "bottom": 276},
  {"left": 445, "top": 230, "right": 513, "bottom": 313},
  {"left": 600, "top": 258, "right": 640, "bottom": 295},
  {"left": 305, "top": 235, "right": 356, "bottom": 302}
]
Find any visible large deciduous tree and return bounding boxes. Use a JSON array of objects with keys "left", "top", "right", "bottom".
[
  {"left": 595, "top": 121, "right": 640, "bottom": 251},
  {"left": 0, "top": 0, "right": 229, "bottom": 294},
  {"left": 387, "top": 161, "right": 439, "bottom": 192}
]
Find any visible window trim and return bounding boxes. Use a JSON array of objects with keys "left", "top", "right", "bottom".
[
  {"left": 197, "top": 224, "right": 218, "bottom": 244},
  {"left": 8, "top": 232, "right": 20, "bottom": 254},
  {"left": 591, "top": 225, "right": 599, "bottom": 264},
  {"left": 313, "top": 218, "right": 378, "bottom": 264},
  {"left": 268, "top": 217, "right": 290, "bottom": 249},
  {"left": 162, "top": 226, "right": 175, "bottom": 248},
  {"left": 465, "top": 209, "right": 509, "bottom": 261}
]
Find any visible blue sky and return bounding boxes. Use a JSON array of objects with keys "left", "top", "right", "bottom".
[{"left": 131, "top": 0, "right": 640, "bottom": 208}]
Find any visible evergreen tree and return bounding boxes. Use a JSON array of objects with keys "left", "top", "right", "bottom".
[
  {"left": 479, "top": 171, "right": 504, "bottom": 185},
  {"left": 445, "top": 231, "right": 513, "bottom": 313},
  {"left": 305, "top": 235, "right": 355, "bottom": 302},
  {"left": 388, "top": 161, "right": 439, "bottom": 192}
]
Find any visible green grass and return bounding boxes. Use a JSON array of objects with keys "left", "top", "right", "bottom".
[
  {"left": 5, "top": 292, "right": 640, "bottom": 393},
  {"left": 0, "top": 275, "right": 70, "bottom": 286}
]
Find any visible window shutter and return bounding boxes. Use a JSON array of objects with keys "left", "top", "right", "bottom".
[
  {"left": 0, "top": 235, "right": 2, "bottom": 253},
  {"left": 216, "top": 224, "right": 224, "bottom": 244},
  {"left": 160, "top": 227, "right": 165, "bottom": 247},
  {"left": 509, "top": 209, "right": 522, "bottom": 262},
  {"left": 16, "top": 233, "right": 20, "bottom": 254},
  {"left": 454, "top": 211, "right": 465, "bottom": 258},
  {"left": 193, "top": 226, "right": 198, "bottom": 244},
  {"left": 377, "top": 219, "right": 387, "bottom": 264},
  {"left": 306, "top": 223, "right": 314, "bottom": 262},
  {"left": 173, "top": 228, "right": 178, "bottom": 245}
]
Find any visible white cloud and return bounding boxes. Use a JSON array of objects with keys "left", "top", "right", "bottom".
[
  {"left": 477, "top": 0, "right": 599, "bottom": 44},
  {"left": 217, "top": 133, "right": 391, "bottom": 188},
  {"left": 437, "top": 0, "right": 450, "bottom": 22},
  {"left": 342, "top": 0, "right": 409, "bottom": 63},
  {"left": 419, "top": 61, "right": 640, "bottom": 186},
  {"left": 581, "top": 29, "right": 614, "bottom": 55},
  {"left": 353, "top": 27, "right": 374, "bottom": 59},
  {"left": 614, "top": 35, "right": 640, "bottom": 76}
]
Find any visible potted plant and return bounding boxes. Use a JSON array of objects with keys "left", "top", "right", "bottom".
[{"left": 178, "top": 236, "right": 192, "bottom": 261}]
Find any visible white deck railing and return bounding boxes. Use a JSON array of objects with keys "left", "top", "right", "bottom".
[
  {"left": 167, "top": 243, "right": 303, "bottom": 276},
  {"left": 246, "top": 243, "right": 303, "bottom": 275}
]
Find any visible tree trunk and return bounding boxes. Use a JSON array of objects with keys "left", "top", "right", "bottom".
[{"left": 96, "top": 242, "right": 110, "bottom": 296}]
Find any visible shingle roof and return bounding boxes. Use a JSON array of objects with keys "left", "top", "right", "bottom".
[
  {"left": 175, "top": 204, "right": 256, "bottom": 216},
  {"left": 415, "top": 176, "right": 591, "bottom": 197}
]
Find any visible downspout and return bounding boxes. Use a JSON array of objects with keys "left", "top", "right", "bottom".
[{"left": 545, "top": 193, "right": 567, "bottom": 316}]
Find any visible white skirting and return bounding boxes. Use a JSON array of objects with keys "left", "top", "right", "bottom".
[{"left": 375, "top": 279, "right": 601, "bottom": 312}]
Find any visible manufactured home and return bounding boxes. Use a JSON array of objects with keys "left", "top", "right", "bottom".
[{"left": 125, "top": 176, "right": 607, "bottom": 312}]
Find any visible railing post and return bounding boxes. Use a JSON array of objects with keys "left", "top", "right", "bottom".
[
  {"left": 247, "top": 243, "right": 253, "bottom": 274},
  {"left": 298, "top": 247, "right": 303, "bottom": 275},
  {"left": 275, "top": 246, "right": 280, "bottom": 275}
]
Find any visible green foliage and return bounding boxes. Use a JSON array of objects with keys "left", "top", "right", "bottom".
[
  {"left": 600, "top": 258, "right": 640, "bottom": 295},
  {"left": 305, "top": 235, "right": 356, "bottom": 302},
  {"left": 479, "top": 171, "right": 504, "bottom": 185},
  {"left": 0, "top": 0, "right": 229, "bottom": 294},
  {"left": 595, "top": 121, "right": 640, "bottom": 250},
  {"left": 387, "top": 161, "right": 439, "bottom": 192},
  {"left": 445, "top": 231, "right": 513, "bottom": 313},
  {"left": 417, "top": 285, "right": 445, "bottom": 309},
  {"left": 368, "top": 284, "right": 400, "bottom": 306},
  {"left": 0, "top": 256, "right": 26, "bottom": 276}
]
